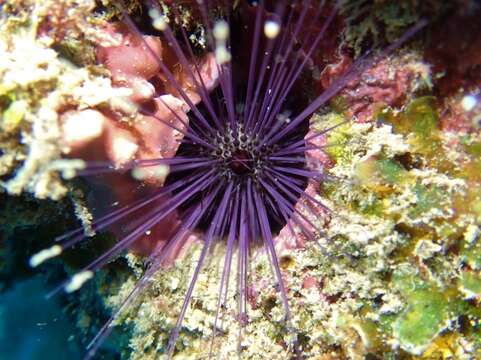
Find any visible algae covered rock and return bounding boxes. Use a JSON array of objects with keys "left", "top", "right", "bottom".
[{"left": 391, "top": 267, "right": 453, "bottom": 356}]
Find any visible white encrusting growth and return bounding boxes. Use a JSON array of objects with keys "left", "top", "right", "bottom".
[
  {"left": 132, "top": 164, "right": 170, "bottom": 181},
  {"left": 29, "top": 245, "right": 63, "bottom": 267},
  {"left": 48, "top": 159, "right": 86, "bottom": 180},
  {"left": 213, "top": 20, "right": 229, "bottom": 40},
  {"left": 215, "top": 47, "right": 231, "bottom": 65},
  {"left": 65, "top": 270, "right": 94, "bottom": 293},
  {"left": 112, "top": 137, "right": 138, "bottom": 164},
  {"left": 213, "top": 20, "right": 231, "bottom": 64},
  {"left": 461, "top": 94, "right": 477, "bottom": 112},
  {"left": 264, "top": 20, "right": 281, "bottom": 39},
  {"left": 63, "top": 109, "right": 104, "bottom": 146},
  {"left": 148, "top": 8, "right": 168, "bottom": 31}
]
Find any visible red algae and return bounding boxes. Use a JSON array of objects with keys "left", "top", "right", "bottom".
[{"left": 61, "top": 21, "right": 219, "bottom": 255}]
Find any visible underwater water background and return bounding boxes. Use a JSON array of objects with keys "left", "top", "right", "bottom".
[{"left": 0, "top": 276, "right": 81, "bottom": 360}]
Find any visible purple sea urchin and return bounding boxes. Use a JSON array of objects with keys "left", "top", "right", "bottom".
[{"left": 29, "top": 1, "right": 426, "bottom": 358}]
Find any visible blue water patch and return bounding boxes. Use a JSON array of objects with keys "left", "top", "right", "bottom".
[{"left": 0, "top": 276, "right": 82, "bottom": 360}]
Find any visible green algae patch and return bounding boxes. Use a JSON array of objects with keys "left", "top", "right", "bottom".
[
  {"left": 356, "top": 157, "right": 408, "bottom": 189},
  {"left": 460, "top": 271, "right": 481, "bottom": 299},
  {"left": 461, "top": 225, "right": 481, "bottom": 270},
  {"left": 407, "top": 97, "right": 439, "bottom": 137},
  {"left": 393, "top": 290, "right": 450, "bottom": 355},
  {"left": 2, "top": 100, "right": 27, "bottom": 131},
  {"left": 382, "top": 97, "right": 438, "bottom": 134},
  {"left": 329, "top": 95, "right": 350, "bottom": 114},
  {"left": 380, "top": 97, "right": 446, "bottom": 167},
  {"left": 314, "top": 112, "right": 352, "bottom": 162},
  {"left": 463, "top": 140, "right": 481, "bottom": 157},
  {"left": 409, "top": 183, "right": 445, "bottom": 218},
  {"left": 465, "top": 245, "right": 481, "bottom": 271},
  {"left": 376, "top": 158, "right": 406, "bottom": 184}
]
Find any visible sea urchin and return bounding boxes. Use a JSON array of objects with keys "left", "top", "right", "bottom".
[{"left": 30, "top": 0, "right": 426, "bottom": 358}]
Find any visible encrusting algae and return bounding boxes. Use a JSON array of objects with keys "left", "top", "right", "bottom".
[{"left": 1, "top": 0, "right": 481, "bottom": 359}]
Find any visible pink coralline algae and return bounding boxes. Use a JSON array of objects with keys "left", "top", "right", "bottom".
[
  {"left": 76, "top": 23, "right": 219, "bottom": 168},
  {"left": 275, "top": 127, "right": 332, "bottom": 251},
  {"left": 321, "top": 53, "right": 430, "bottom": 123},
  {"left": 440, "top": 93, "right": 481, "bottom": 133},
  {"left": 62, "top": 23, "right": 219, "bottom": 255}
]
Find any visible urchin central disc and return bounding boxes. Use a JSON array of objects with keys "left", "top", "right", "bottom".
[
  {"left": 214, "top": 124, "right": 267, "bottom": 179},
  {"left": 229, "top": 149, "right": 253, "bottom": 175}
]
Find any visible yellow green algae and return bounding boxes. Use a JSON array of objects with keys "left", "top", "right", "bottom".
[
  {"left": 322, "top": 97, "right": 481, "bottom": 358},
  {"left": 93, "top": 97, "right": 481, "bottom": 359}
]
